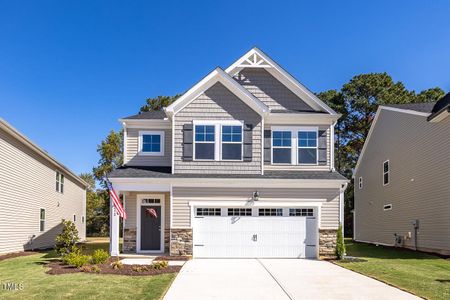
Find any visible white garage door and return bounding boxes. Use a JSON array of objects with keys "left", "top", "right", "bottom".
[{"left": 192, "top": 207, "right": 317, "bottom": 258}]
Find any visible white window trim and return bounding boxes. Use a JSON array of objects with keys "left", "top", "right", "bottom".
[
  {"left": 55, "top": 171, "right": 60, "bottom": 192},
  {"left": 193, "top": 120, "right": 244, "bottom": 162},
  {"left": 271, "top": 126, "right": 319, "bottom": 165},
  {"left": 359, "top": 177, "right": 363, "bottom": 189},
  {"left": 383, "top": 204, "right": 392, "bottom": 211},
  {"left": 138, "top": 130, "right": 165, "bottom": 156},
  {"left": 383, "top": 160, "right": 390, "bottom": 186},
  {"left": 55, "top": 171, "right": 64, "bottom": 194},
  {"left": 39, "top": 208, "right": 45, "bottom": 232},
  {"left": 220, "top": 124, "right": 243, "bottom": 161}
]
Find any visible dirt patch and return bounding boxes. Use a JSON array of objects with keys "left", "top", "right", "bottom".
[
  {"left": 0, "top": 251, "right": 37, "bottom": 262},
  {"left": 45, "top": 258, "right": 181, "bottom": 276},
  {"left": 154, "top": 256, "right": 191, "bottom": 261}
]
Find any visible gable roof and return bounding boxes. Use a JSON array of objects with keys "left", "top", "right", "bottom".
[
  {"left": 225, "top": 47, "right": 338, "bottom": 115},
  {"left": 165, "top": 67, "right": 269, "bottom": 116},
  {"left": 0, "top": 118, "right": 88, "bottom": 188},
  {"left": 384, "top": 102, "right": 436, "bottom": 113},
  {"left": 122, "top": 110, "right": 168, "bottom": 120}
]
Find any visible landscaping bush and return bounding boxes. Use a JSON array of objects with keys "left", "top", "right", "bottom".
[
  {"left": 91, "top": 265, "right": 101, "bottom": 273},
  {"left": 91, "top": 249, "right": 109, "bottom": 264},
  {"left": 335, "top": 223, "right": 346, "bottom": 260},
  {"left": 152, "top": 260, "right": 168, "bottom": 270},
  {"left": 62, "top": 251, "right": 91, "bottom": 268},
  {"left": 132, "top": 266, "right": 148, "bottom": 273},
  {"left": 111, "top": 259, "right": 123, "bottom": 270},
  {"left": 55, "top": 220, "right": 80, "bottom": 256}
]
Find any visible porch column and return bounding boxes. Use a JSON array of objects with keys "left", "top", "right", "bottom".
[{"left": 109, "top": 194, "right": 120, "bottom": 256}]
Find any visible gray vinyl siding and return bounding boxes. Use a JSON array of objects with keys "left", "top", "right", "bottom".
[
  {"left": 174, "top": 82, "right": 262, "bottom": 174},
  {"left": 172, "top": 187, "right": 340, "bottom": 229},
  {"left": 233, "top": 68, "right": 315, "bottom": 112},
  {"left": 124, "top": 192, "right": 170, "bottom": 230},
  {"left": 125, "top": 128, "right": 172, "bottom": 166},
  {"left": 264, "top": 124, "right": 331, "bottom": 169},
  {"left": 0, "top": 128, "right": 86, "bottom": 254},
  {"left": 355, "top": 109, "right": 450, "bottom": 253}
]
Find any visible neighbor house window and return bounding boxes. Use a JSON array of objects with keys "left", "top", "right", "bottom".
[
  {"left": 139, "top": 131, "right": 164, "bottom": 156},
  {"left": 221, "top": 125, "right": 243, "bottom": 160},
  {"left": 196, "top": 208, "right": 221, "bottom": 216},
  {"left": 228, "top": 208, "right": 252, "bottom": 216},
  {"left": 194, "top": 125, "right": 215, "bottom": 160},
  {"left": 272, "top": 131, "right": 291, "bottom": 164},
  {"left": 289, "top": 208, "right": 314, "bottom": 216},
  {"left": 56, "top": 171, "right": 64, "bottom": 193},
  {"left": 383, "top": 204, "right": 392, "bottom": 211},
  {"left": 383, "top": 160, "right": 390, "bottom": 185},
  {"left": 359, "top": 177, "right": 363, "bottom": 189},
  {"left": 258, "top": 208, "right": 283, "bottom": 216},
  {"left": 298, "top": 131, "right": 317, "bottom": 164},
  {"left": 40, "top": 209, "right": 45, "bottom": 232}
]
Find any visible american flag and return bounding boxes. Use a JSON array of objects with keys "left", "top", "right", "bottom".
[{"left": 104, "top": 176, "right": 127, "bottom": 219}]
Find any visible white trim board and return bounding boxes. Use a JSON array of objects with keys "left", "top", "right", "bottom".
[
  {"left": 225, "top": 47, "right": 337, "bottom": 115},
  {"left": 354, "top": 105, "right": 430, "bottom": 175}
]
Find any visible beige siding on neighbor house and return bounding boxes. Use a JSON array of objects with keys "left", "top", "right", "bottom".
[
  {"left": 0, "top": 129, "right": 86, "bottom": 254},
  {"left": 233, "top": 68, "right": 315, "bottom": 112},
  {"left": 172, "top": 187, "right": 340, "bottom": 229},
  {"left": 124, "top": 192, "right": 170, "bottom": 230},
  {"left": 124, "top": 128, "right": 172, "bottom": 166},
  {"left": 174, "top": 82, "right": 262, "bottom": 174},
  {"left": 355, "top": 109, "right": 450, "bottom": 254}
]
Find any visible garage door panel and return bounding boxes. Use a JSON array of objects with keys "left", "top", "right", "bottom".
[{"left": 193, "top": 215, "right": 317, "bottom": 258}]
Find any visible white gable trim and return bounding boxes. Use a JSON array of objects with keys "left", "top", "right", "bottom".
[
  {"left": 165, "top": 68, "right": 269, "bottom": 117},
  {"left": 225, "top": 47, "right": 337, "bottom": 115},
  {"left": 353, "top": 105, "right": 430, "bottom": 175}
]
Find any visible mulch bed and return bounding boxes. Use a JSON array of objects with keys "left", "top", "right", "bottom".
[
  {"left": 154, "top": 255, "right": 191, "bottom": 261},
  {"left": 0, "top": 251, "right": 37, "bottom": 262},
  {"left": 45, "top": 258, "right": 181, "bottom": 276}
]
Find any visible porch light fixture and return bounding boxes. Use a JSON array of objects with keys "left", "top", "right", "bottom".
[{"left": 252, "top": 191, "right": 259, "bottom": 201}]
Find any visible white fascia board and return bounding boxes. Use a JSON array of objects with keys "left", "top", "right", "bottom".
[
  {"left": 108, "top": 177, "right": 348, "bottom": 189},
  {"left": 354, "top": 106, "right": 430, "bottom": 175},
  {"left": 165, "top": 68, "right": 268, "bottom": 117},
  {"left": 120, "top": 119, "right": 171, "bottom": 129},
  {"left": 225, "top": 47, "right": 338, "bottom": 115},
  {"left": 265, "top": 113, "right": 340, "bottom": 125}
]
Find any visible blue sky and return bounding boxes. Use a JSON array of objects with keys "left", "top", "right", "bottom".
[{"left": 1, "top": 1, "right": 449, "bottom": 175}]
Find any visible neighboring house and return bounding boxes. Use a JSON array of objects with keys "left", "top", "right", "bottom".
[
  {"left": 354, "top": 93, "right": 450, "bottom": 255},
  {"left": 108, "top": 48, "right": 348, "bottom": 259},
  {"left": 0, "top": 119, "right": 87, "bottom": 254}
]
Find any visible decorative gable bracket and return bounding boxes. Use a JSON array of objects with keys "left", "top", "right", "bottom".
[{"left": 237, "top": 53, "right": 272, "bottom": 68}]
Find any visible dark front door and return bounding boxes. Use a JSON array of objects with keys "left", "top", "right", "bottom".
[{"left": 140, "top": 206, "right": 161, "bottom": 251}]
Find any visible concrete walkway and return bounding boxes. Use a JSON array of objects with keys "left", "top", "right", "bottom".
[{"left": 163, "top": 259, "right": 420, "bottom": 300}]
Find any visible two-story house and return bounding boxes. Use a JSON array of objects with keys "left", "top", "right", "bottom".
[{"left": 108, "top": 48, "right": 348, "bottom": 259}]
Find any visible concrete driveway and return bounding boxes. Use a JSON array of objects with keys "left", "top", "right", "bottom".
[{"left": 163, "top": 259, "right": 420, "bottom": 300}]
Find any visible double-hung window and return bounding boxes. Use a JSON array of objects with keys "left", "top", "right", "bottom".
[
  {"left": 272, "top": 131, "right": 292, "bottom": 164},
  {"left": 56, "top": 171, "right": 64, "bottom": 193},
  {"left": 139, "top": 131, "right": 164, "bottom": 156},
  {"left": 298, "top": 131, "right": 318, "bottom": 164},
  {"left": 40, "top": 209, "right": 45, "bottom": 232},
  {"left": 195, "top": 125, "right": 215, "bottom": 160},
  {"left": 383, "top": 160, "right": 390, "bottom": 185},
  {"left": 221, "top": 125, "right": 243, "bottom": 160}
]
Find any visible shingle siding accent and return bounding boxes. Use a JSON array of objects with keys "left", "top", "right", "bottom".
[
  {"left": 233, "top": 68, "right": 315, "bottom": 112},
  {"left": 0, "top": 128, "right": 86, "bottom": 254},
  {"left": 124, "top": 128, "right": 172, "bottom": 166},
  {"left": 172, "top": 187, "right": 340, "bottom": 229},
  {"left": 174, "top": 82, "right": 262, "bottom": 174},
  {"left": 355, "top": 110, "right": 450, "bottom": 254}
]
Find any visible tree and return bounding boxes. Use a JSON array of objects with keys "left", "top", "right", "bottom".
[
  {"left": 140, "top": 95, "right": 180, "bottom": 112},
  {"left": 93, "top": 130, "right": 123, "bottom": 186},
  {"left": 80, "top": 173, "right": 109, "bottom": 236},
  {"left": 414, "top": 87, "right": 445, "bottom": 103}
]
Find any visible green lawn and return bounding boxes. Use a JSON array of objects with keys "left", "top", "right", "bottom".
[
  {"left": 336, "top": 239, "right": 450, "bottom": 300},
  {"left": 0, "top": 238, "right": 176, "bottom": 300}
]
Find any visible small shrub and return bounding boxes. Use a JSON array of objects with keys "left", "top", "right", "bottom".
[
  {"left": 132, "top": 265, "right": 148, "bottom": 273},
  {"left": 152, "top": 260, "right": 168, "bottom": 270},
  {"left": 91, "top": 249, "right": 109, "bottom": 264},
  {"left": 62, "top": 251, "right": 90, "bottom": 268},
  {"left": 79, "top": 265, "right": 92, "bottom": 272},
  {"left": 55, "top": 220, "right": 80, "bottom": 256},
  {"left": 91, "top": 265, "right": 101, "bottom": 273},
  {"left": 335, "top": 223, "right": 346, "bottom": 260},
  {"left": 111, "top": 259, "right": 123, "bottom": 270}
]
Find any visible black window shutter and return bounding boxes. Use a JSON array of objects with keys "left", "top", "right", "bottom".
[
  {"left": 243, "top": 124, "right": 253, "bottom": 162},
  {"left": 264, "top": 130, "right": 271, "bottom": 163},
  {"left": 183, "top": 123, "right": 193, "bottom": 161},
  {"left": 318, "top": 129, "right": 327, "bottom": 165}
]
